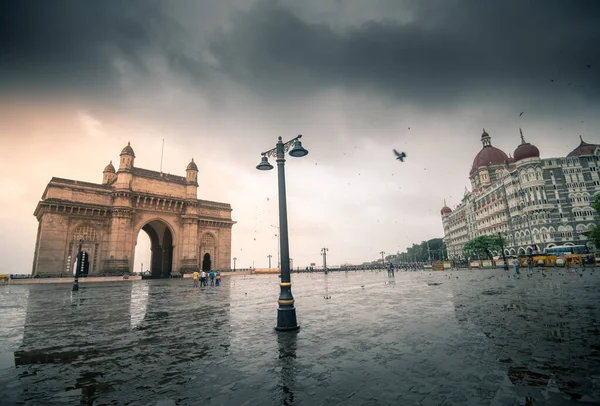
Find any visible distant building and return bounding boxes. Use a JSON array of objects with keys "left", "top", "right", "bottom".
[
  {"left": 441, "top": 130, "right": 600, "bottom": 259},
  {"left": 33, "top": 142, "right": 234, "bottom": 277}
]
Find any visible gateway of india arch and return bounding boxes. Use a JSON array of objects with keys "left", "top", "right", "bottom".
[{"left": 32, "top": 142, "right": 234, "bottom": 277}]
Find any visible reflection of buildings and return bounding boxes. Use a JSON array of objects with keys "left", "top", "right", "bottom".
[
  {"left": 442, "top": 131, "right": 600, "bottom": 259},
  {"left": 32, "top": 142, "right": 235, "bottom": 277},
  {"left": 12, "top": 281, "right": 233, "bottom": 404}
]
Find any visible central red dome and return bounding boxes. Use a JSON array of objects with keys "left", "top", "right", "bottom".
[
  {"left": 470, "top": 129, "right": 509, "bottom": 173},
  {"left": 471, "top": 147, "right": 510, "bottom": 171}
]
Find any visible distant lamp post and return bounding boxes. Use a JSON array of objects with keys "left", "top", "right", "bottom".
[
  {"left": 272, "top": 225, "right": 281, "bottom": 268},
  {"left": 233, "top": 257, "right": 237, "bottom": 271},
  {"left": 498, "top": 232, "right": 509, "bottom": 271},
  {"left": 380, "top": 251, "right": 385, "bottom": 268},
  {"left": 268, "top": 254, "right": 273, "bottom": 269},
  {"left": 73, "top": 239, "right": 84, "bottom": 291},
  {"left": 519, "top": 188, "right": 536, "bottom": 255},
  {"left": 256, "top": 135, "right": 308, "bottom": 331},
  {"left": 321, "top": 248, "right": 328, "bottom": 274}
]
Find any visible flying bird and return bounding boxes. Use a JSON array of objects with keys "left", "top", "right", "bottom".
[
  {"left": 519, "top": 112, "right": 524, "bottom": 116},
  {"left": 393, "top": 149, "right": 407, "bottom": 162}
]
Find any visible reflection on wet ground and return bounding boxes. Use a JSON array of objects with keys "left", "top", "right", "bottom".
[{"left": 1, "top": 269, "right": 599, "bottom": 405}]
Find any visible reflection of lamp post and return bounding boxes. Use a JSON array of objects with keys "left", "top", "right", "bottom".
[
  {"left": 233, "top": 257, "right": 237, "bottom": 271},
  {"left": 256, "top": 135, "right": 308, "bottom": 332},
  {"left": 73, "top": 239, "right": 84, "bottom": 292}
]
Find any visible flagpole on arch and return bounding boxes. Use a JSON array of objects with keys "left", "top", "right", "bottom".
[{"left": 160, "top": 139, "right": 164, "bottom": 173}]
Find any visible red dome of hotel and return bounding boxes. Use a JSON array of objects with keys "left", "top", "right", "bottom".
[
  {"left": 513, "top": 128, "right": 540, "bottom": 161},
  {"left": 567, "top": 136, "right": 600, "bottom": 157},
  {"left": 471, "top": 129, "right": 509, "bottom": 172},
  {"left": 441, "top": 200, "right": 452, "bottom": 215}
]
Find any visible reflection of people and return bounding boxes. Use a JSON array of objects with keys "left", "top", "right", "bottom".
[{"left": 193, "top": 271, "right": 199, "bottom": 287}]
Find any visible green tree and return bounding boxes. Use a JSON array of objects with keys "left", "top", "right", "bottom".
[
  {"left": 463, "top": 235, "right": 502, "bottom": 260},
  {"left": 587, "top": 194, "right": 600, "bottom": 248}
]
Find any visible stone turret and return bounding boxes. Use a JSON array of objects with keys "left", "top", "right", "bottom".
[
  {"left": 185, "top": 158, "right": 199, "bottom": 201},
  {"left": 119, "top": 141, "right": 135, "bottom": 171},
  {"left": 102, "top": 161, "right": 116, "bottom": 185}
]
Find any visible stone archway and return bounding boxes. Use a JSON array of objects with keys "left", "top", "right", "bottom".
[
  {"left": 32, "top": 145, "right": 234, "bottom": 277},
  {"left": 140, "top": 220, "right": 174, "bottom": 278}
]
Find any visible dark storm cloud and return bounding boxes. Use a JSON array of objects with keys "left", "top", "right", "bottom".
[
  {"left": 0, "top": 0, "right": 203, "bottom": 98},
  {"left": 2, "top": 0, "right": 599, "bottom": 107},
  {"left": 210, "top": 0, "right": 600, "bottom": 105}
]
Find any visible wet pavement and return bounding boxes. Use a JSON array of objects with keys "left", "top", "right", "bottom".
[{"left": 1, "top": 269, "right": 600, "bottom": 405}]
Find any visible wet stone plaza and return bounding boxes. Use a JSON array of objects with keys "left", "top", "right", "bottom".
[{"left": 1, "top": 270, "right": 600, "bottom": 405}]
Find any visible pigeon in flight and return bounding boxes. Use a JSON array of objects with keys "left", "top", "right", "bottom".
[{"left": 393, "top": 149, "right": 407, "bottom": 162}]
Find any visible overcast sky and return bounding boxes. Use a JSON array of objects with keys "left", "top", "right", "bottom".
[{"left": 1, "top": 0, "right": 599, "bottom": 272}]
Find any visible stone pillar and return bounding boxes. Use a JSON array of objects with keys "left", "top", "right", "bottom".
[
  {"left": 33, "top": 213, "right": 70, "bottom": 276},
  {"left": 217, "top": 226, "right": 233, "bottom": 270},
  {"left": 101, "top": 208, "right": 133, "bottom": 275},
  {"left": 179, "top": 217, "right": 200, "bottom": 274}
]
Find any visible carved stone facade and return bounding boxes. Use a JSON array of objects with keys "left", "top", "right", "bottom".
[{"left": 32, "top": 143, "right": 235, "bottom": 277}]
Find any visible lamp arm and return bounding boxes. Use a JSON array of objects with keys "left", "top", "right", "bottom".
[{"left": 261, "top": 135, "right": 302, "bottom": 158}]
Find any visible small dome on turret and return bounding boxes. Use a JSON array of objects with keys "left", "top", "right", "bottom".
[
  {"left": 120, "top": 141, "right": 135, "bottom": 157},
  {"left": 186, "top": 158, "right": 198, "bottom": 171},
  {"left": 103, "top": 161, "right": 116, "bottom": 173}
]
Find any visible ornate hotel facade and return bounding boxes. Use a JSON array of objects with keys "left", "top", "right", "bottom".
[{"left": 441, "top": 130, "right": 600, "bottom": 259}]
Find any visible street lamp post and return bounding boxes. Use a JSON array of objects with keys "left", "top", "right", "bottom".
[
  {"left": 498, "top": 232, "right": 509, "bottom": 271},
  {"left": 73, "top": 239, "right": 84, "bottom": 292},
  {"left": 519, "top": 188, "right": 536, "bottom": 255},
  {"left": 268, "top": 254, "right": 272, "bottom": 269},
  {"left": 321, "top": 248, "right": 328, "bottom": 273},
  {"left": 256, "top": 134, "right": 308, "bottom": 332},
  {"left": 233, "top": 257, "right": 237, "bottom": 271},
  {"left": 380, "top": 251, "right": 385, "bottom": 269}
]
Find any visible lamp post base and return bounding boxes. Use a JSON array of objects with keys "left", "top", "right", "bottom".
[
  {"left": 72, "top": 280, "right": 79, "bottom": 292},
  {"left": 275, "top": 307, "right": 300, "bottom": 332}
]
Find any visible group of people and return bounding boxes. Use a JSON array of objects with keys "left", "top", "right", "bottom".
[
  {"left": 512, "top": 257, "right": 535, "bottom": 277},
  {"left": 192, "top": 270, "right": 221, "bottom": 287}
]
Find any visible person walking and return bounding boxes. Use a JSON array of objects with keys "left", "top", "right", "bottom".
[
  {"left": 527, "top": 257, "right": 534, "bottom": 275},
  {"left": 513, "top": 258, "right": 520, "bottom": 277},
  {"left": 200, "top": 271, "right": 207, "bottom": 287},
  {"left": 215, "top": 271, "right": 221, "bottom": 286},
  {"left": 209, "top": 270, "right": 215, "bottom": 286},
  {"left": 192, "top": 270, "right": 199, "bottom": 287}
]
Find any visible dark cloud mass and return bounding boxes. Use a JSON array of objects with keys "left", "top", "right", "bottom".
[
  {"left": 0, "top": 0, "right": 599, "bottom": 107},
  {"left": 211, "top": 0, "right": 600, "bottom": 105},
  {"left": 0, "top": 0, "right": 200, "bottom": 98}
]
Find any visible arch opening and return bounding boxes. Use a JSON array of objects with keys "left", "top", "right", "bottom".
[{"left": 136, "top": 220, "right": 174, "bottom": 278}]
